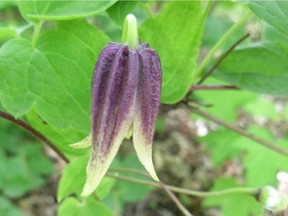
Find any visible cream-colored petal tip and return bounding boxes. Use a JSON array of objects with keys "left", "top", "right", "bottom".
[
  {"left": 81, "top": 183, "right": 95, "bottom": 197},
  {"left": 80, "top": 171, "right": 100, "bottom": 197},
  {"left": 148, "top": 168, "right": 160, "bottom": 182},
  {"left": 69, "top": 135, "right": 92, "bottom": 149}
]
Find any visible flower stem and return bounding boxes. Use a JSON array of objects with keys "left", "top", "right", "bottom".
[
  {"left": 106, "top": 173, "right": 259, "bottom": 197},
  {"left": 190, "top": 107, "right": 288, "bottom": 157},
  {"left": 32, "top": 21, "right": 43, "bottom": 47},
  {"left": 197, "top": 33, "right": 250, "bottom": 84},
  {"left": 0, "top": 110, "right": 68, "bottom": 162},
  {"left": 121, "top": 14, "right": 139, "bottom": 50},
  {"left": 195, "top": 11, "right": 252, "bottom": 79}
]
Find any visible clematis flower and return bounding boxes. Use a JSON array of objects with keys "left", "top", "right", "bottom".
[{"left": 71, "top": 14, "right": 162, "bottom": 197}]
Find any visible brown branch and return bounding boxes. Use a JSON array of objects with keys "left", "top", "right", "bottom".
[
  {"left": 109, "top": 167, "right": 193, "bottom": 216},
  {"left": 0, "top": 111, "right": 69, "bottom": 163},
  {"left": 197, "top": 33, "right": 250, "bottom": 85},
  {"left": 190, "top": 85, "right": 239, "bottom": 91},
  {"left": 190, "top": 107, "right": 288, "bottom": 157},
  {"left": 106, "top": 173, "right": 259, "bottom": 197},
  {"left": 159, "top": 181, "right": 193, "bottom": 216}
]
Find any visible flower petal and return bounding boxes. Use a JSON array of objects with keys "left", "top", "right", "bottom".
[
  {"left": 132, "top": 47, "right": 162, "bottom": 181},
  {"left": 82, "top": 46, "right": 140, "bottom": 197}
]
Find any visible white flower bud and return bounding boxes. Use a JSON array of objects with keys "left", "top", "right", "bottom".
[
  {"left": 259, "top": 186, "right": 288, "bottom": 212},
  {"left": 277, "top": 171, "right": 288, "bottom": 196}
]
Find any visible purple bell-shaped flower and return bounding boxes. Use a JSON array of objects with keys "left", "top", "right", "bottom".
[{"left": 71, "top": 14, "right": 162, "bottom": 197}]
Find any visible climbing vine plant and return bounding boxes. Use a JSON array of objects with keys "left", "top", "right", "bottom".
[{"left": 1, "top": 1, "right": 288, "bottom": 216}]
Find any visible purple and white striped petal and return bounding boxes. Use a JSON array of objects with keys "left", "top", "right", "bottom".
[
  {"left": 82, "top": 44, "right": 140, "bottom": 197},
  {"left": 132, "top": 46, "right": 162, "bottom": 181}
]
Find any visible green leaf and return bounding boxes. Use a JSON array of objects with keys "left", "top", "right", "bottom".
[
  {"left": 244, "top": 97, "right": 281, "bottom": 121},
  {"left": 0, "top": 28, "right": 17, "bottom": 43},
  {"left": 0, "top": 143, "right": 54, "bottom": 198},
  {"left": 203, "top": 14, "right": 246, "bottom": 50},
  {"left": 214, "top": 42, "right": 288, "bottom": 97},
  {"left": 0, "top": 20, "right": 109, "bottom": 132},
  {"left": 234, "top": 128, "right": 288, "bottom": 187},
  {"left": 103, "top": 154, "right": 153, "bottom": 212},
  {"left": 116, "top": 154, "right": 152, "bottom": 202},
  {"left": 19, "top": 0, "right": 117, "bottom": 21},
  {"left": 248, "top": 1, "right": 288, "bottom": 37},
  {"left": 201, "top": 129, "right": 241, "bottom": 167},
  {"left": 202, "top": 178, "right": 262, "bottom": 216},
  {"left": 58, "top": 197, "right": 113, "bottom": 216},
  {"left": 57, "top": 156, "right": 115, "bottom": 202},
  {"left": 195, "top": 78, "right": 256, "bottom": 121},
  {"left": 0, "top": 196, "right": 22, "bottom": 216},
  {"left": 262, "top": 24, "right": 288, "bottom": 43},
  {"left": 202, "top": 126, "right": 288, "bottom": 187},
  {"left": 140, "top": 2, "right": 203, "bottom": 104},
  {"left": 26, "top": 109, "right": 88, "bottom": 156},
  {"left": 107, "top": 1, "right": 138, "bottom": 27}
]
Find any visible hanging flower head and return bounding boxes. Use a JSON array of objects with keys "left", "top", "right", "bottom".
[{"left": 71, "top": 14, "right": 162, "bottom": 197}]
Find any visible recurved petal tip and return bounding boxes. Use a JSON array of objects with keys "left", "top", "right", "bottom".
[
  {"left": 81, "top": 156, "right": 106, "bottom": 197},
  {"left": 69, "top": 135, "right": 92, "bottom": 149},
  {"left": 133, "top": 132, "right": 159, "bottom": 182},
  {"left": 131, "top": 45, "right": 161, "bottom": 182}
]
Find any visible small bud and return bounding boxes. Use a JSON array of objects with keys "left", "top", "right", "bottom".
[
  {"left": 277, "top": 171, "right": 288, "bottom": 196},
  {"left": 259, "top": 186, "right": 288, "bottom": 212}
]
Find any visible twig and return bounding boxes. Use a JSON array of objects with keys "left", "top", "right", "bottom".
[
  {"left": 195, "top": 12, "right": 252, "bottom": 78},
  {"left": 106, "top": 173, "right": 259, "bottom": 197},
  {"left": 197, "top": 33, "right": 250, "bottom": 85},
  {"left": 0, "top": 111, "right": 69, "bottom": 163},
  {"left": 190, "top": 85, "right": 239, "bottom": 91},
  {"left": 190, "top": 108, "right": 288, "bottom": 157},
  {"left": 159, "top": 181, "right": 193, "bottom": 216},
  {"left": 110, "top": 167, "right": 193, "bottom": 216},
  {"left": 0, "top": 110, "right": 260, "bottom": 211}
]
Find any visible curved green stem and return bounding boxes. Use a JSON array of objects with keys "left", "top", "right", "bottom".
[
  {"left": 106, "top": 173, "right": 259, "bottom": 197},
  {"left": 201, "top": 0, "right": 214, "bottom": 26},
  {"left": 32, "top": 21, "right": 43, "bottom": 47},
  {"left": 121, "top": 14, "right": 139, "bottom": 50},
  {"left": 168, "top": 185, "right": 259, "bottom": 197},
  {"left": 195, "top": 11, "right": 252, "bottom": 80}
]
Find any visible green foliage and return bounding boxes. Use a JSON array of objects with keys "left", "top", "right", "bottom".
[
  {"left": 58, "top": 197, "right": 114, "bottom": 216},
  {"left": 203, "top": 2, "right": 247, "bottom": 50},
  {"left": 202, "top": 126, "right": 288, "bottom": 187},
  {"left": 113, "top": 154, "right": 153, "bottom": 202},
  {"left": 195, "top": 78, "right": 256, "bottom": 121},
  {"left": 0, "top": 121, "right": 54, "bottom": 215},
  {"left": 57, "top": 155, "right": 116, "bottom": 202},
  {"left": 0, "top": 28, "right": 17, "bottom": 43},
  {"left": 1, "top": 1, "right": 288, "bottom": 215},
  {"left": 215, "top": 42, "right": 288, "bottom": 96},
  {"left": 0, "top": 19, "right": 108, "bottom": 132},
  {"left": 248, "top": 1, "right": 288, "bottom": 37},
  {"left": 103, "top": 154, "right": 153, "bottom": 212},
  {"left": 140, "top": 1, "right": 204, "bottom": 103},
  {"left": 19, "top": 0, "right": 117, "bottom": 21},
  {"left": 107, "top": 1, "right": 139, "bottom": 27},
  {"left": 58, "top": 153, "right": 152, "bottom": 213},
  {"left": 0, "top": 196, "right": 22, "bottom": 216},
  {"left": 215, "top": 0, "right": 288, "bottom": 96},
  {"left": 26, "top": 109, "right": 88, "bottom": 156},
  {"left": 202, "top": 178, "right": 262, "bottom": 216}
]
